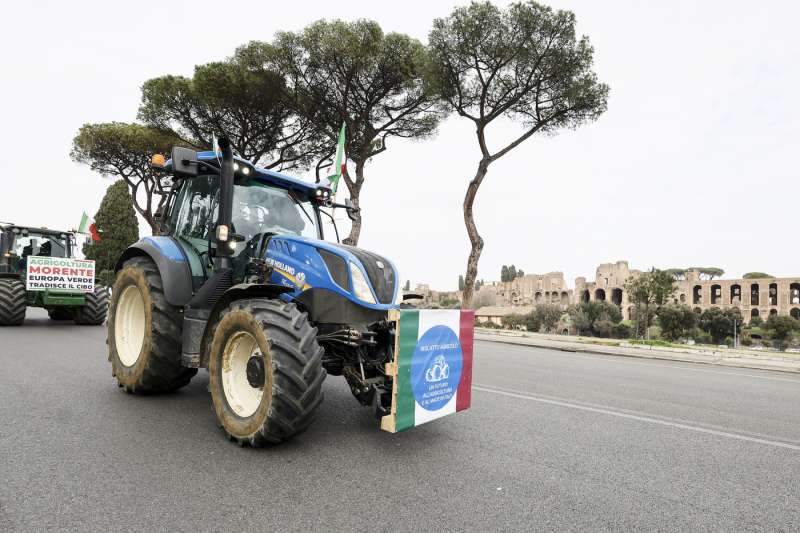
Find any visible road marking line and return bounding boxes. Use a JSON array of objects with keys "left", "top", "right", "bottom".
[
  {"left": 474, "top": 385, "right": 800, "bottom": 451},
  {"left": 475, "top": 340, "right": 800, "bottom": 384}
]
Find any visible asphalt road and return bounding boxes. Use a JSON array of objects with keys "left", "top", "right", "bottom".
[{"left": 1, "top": 309, "right": 799, "bottom": 532}]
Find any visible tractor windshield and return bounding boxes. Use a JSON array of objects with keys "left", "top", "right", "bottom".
[
  {"left": 232, "top": 181, "right": 319, "bottom": 242},
  {"left": 12, "top": 232, "right": 70, "bottom": 258},
  {"left": 172, "top": 176, "right": 320, "bottom": 256}
]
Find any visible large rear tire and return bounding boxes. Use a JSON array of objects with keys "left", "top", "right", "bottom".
[
  {"left": 0, "top": 279, "right": 26, "bottom": 326},
  {"left": 108, "top": 257, "right": 196, "bottom": 393},
  {"left": 74, "top": 286, "right": 109, "bottom": 325},
  {"left": 208, "top": 298, "right": 325, "bottom": 446}
]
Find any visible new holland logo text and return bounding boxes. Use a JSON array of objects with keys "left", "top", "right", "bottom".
[{"left": 265, "top": 257, "right": 295, "bottom": 276}]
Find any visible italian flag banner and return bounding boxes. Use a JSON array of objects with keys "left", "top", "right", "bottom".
[
  {"left": 382, "top": 309, "right": 474, "bottom": 432},
  {"left": 324, "top": 122, "right": 346, "bottom": 195},
  {"left": 78, "top": 211, "right": 101, "bottom": 242}
]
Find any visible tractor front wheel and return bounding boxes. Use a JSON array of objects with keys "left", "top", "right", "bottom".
[
  {"left": 208, "top": 299, "right": 325, "bottom": 446},
  {"left": 74, "top": 286, "right": 109, "bottom": 325},
  {"left": 108, "top": 257, "right": 196, "bottom": 393},
  {"left": 0, "top": 279, "right": 26, "bottom": 326}
]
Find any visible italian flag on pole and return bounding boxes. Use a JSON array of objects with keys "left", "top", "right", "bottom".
[
  {"left": 324, "top": 122, "right": 346, "bottom": 195},
  {"left": 78, "top": 212, "right": 101, "bottom": 242},
  {"left": 382, "top": 309, "right": 474, "bottom": 432}
]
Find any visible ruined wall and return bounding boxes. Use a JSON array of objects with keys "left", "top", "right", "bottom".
[
  {"left": 492, "top": 272, "right": 573, "bottom": 309},
  {"left": 674, "top": 277, "right": 800, "bottom": 322}
]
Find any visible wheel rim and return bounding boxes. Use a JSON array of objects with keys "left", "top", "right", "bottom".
[
  {"left": 222, "top": 331, "right": 265, "bottom": 418},
  {"left": 115, "top": 285, "right": 146, "bottom": 367}
]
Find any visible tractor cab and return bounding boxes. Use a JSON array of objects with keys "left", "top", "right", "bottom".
[{"left": 0, "top": 224, "right": 76, "bottom": 277}]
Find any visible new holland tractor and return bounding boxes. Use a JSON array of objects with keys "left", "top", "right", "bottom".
[
  {"left": 0, "top": 224, "right": 108, "bottom": 325},
  {"left": 108, "top": 140, "right": 473, "bottom": 446}
]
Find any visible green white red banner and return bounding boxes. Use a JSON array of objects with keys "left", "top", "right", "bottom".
[{"left": 385, "top": 309, "right": 474, "bottom": 432}]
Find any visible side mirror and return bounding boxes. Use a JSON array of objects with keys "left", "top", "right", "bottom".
[
  {"left": 344, "top": 198, "right": 359, "bottom": 222},
  {"left": 171, "top": 146, "right": 199, "bottom": 177}
]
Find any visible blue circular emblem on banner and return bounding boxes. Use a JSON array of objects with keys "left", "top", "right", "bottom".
[{"left": 410, "top": 325, "right": 463, "bottom": 411}]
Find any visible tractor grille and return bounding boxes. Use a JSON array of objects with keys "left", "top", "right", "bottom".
[
  {"left": 342, "top": 247, "right": 396, "bottom": 304},
  {"left": 319, "top": 249, "right": 349, "bottom": 291}
]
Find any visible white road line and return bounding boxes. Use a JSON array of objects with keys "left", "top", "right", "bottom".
[
  {"left": 475, "top": 340, "right": 800, "bottom": 384},
  {"left": 474, "top": 385, "right": 800, "bottom": 451}
]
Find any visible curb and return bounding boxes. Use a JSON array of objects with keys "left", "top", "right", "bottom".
[{"left": 475, "top": 333, "right": 800, "bottom": 375}]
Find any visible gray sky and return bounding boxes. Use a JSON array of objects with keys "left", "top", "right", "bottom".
[{"left": 2, "top": 0, "right": 798, "bottom": 290}]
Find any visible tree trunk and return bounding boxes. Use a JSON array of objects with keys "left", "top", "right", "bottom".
[
  {"left": 343, "top": 160, "right": 365, "bottom": 246},
  {"left": 461, "top": 158, "right": 491, "bottom": 308}
]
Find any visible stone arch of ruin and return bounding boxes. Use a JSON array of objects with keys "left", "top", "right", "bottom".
[
  {"left": 595, "top": 288, "right": 606, "bottom": 301},
  {"left": 710, "top": 284, "right": 722, "bottom": 305},
  {"left": 611, "top": 288, "right": 623, "bottom": 306},
  {"left": 790, "top": 283, "right": 800, "bottom": 305}
]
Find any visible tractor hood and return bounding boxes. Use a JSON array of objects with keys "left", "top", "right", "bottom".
[{"left": 262, "top": 235, "right": 399, "bottom": 313}]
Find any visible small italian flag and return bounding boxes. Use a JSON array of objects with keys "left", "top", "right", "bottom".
[
  {"left": 78, "top": 212, "right": 101, "bottom": 242},
  {"left": 324, "top": 122, "right": 346, "bottom": 194},
  {"left": 385, "top": 309, "right": 474, "bottom": 432}
]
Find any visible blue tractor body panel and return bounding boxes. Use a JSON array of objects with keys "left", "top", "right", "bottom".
[{"left": 263, "top": 235, "right": 398, "bottom": 312}]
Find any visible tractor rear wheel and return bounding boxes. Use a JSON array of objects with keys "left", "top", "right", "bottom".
[
  {"left": 74, "top": 286, "right": 109, "bottom": 325},
  {"left": 0, "top": 279, "right": 26, "bottom": 326},
  {"left": 48, "top": 308, "right": 74, "bottom": 321},
  {"left": 108, "top": 257, "right": 196, "bottom": 393},
  {"left": 208, "top": 298, "right": 325, "bottom": 446}
]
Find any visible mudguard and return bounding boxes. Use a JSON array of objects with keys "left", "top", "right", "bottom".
[
  {"left": 381, "top": 309, "right": 474, "bottom": 432},
  {"left": 115, "top": 237, "right": 193, "bottom": 306}
]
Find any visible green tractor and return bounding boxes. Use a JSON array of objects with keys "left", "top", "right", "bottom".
[{"left": 0, "top": 223, "right": 108, "bottom": 326}]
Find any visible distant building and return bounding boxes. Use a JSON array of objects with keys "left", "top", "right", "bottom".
[
  {"left": 404, "top": 283, "right": 462, "bottom": 308},
  {"left": 439, "top": 261, "right": 800, "bottom": 324},
  {"left": 474, "top": 306, "right": 533, "bottom": 326}
]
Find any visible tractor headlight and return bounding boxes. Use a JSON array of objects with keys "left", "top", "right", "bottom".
[
  {"left": 314, "top": 187, "right": 332, "bottom": 203},
  {"left": 349, "top": 262, "right": 376, "bottom": 304}
]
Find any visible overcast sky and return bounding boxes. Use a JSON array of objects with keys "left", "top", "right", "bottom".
[{"left": 1, "top": 0, "right": 798, "bottom": 290}]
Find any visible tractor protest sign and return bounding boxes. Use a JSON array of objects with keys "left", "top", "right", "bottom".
[
  {"left": 381, "top": 309, "right": 474, "bottom": 432},
  {"left": 26, "top": 256, "right": 95, "bottom": 292}
]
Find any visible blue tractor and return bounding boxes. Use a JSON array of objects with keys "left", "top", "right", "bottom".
[{"left": 108, "top": 140, "right": 410, "bottom": 445}]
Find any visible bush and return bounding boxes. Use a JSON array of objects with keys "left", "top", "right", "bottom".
[
  {"left": 568, "top": 301, "right": 622, "bottom": 337},
  {"left": 764, "top": 315, "right": 799, "bottom": 350},
  {"left": 692, "top": 328, "right": 712, "bottom": 345},
  {"left": 723, "top": 336, "right": 734, "bottom": 347},
  {"left": 594, "top": 319, "right": 617, "bottom": 339},
  {"left": 501, "top": 313, "right": 525, "bottom": 330},
  {"left": 533, "top": 304, "right": 563, "bottom": 333},
  {"left": 523, "top": 312, "right": 542, "bottom": 333},
  {"left": 749, "top": 316, "right": 763, "bottom": 327},
  {"left": 657, "top": 304, "right": 697, "bottom": 341},
  {"left": 614, "top": 322, "right": 632, "bottom": 339},
  {"left": 699, "top": 307, "right": 741, "bottom": 344}
]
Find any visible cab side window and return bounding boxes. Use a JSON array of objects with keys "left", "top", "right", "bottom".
[{"left": 174, "top": 177, "right": 218, "bottom": 242}]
